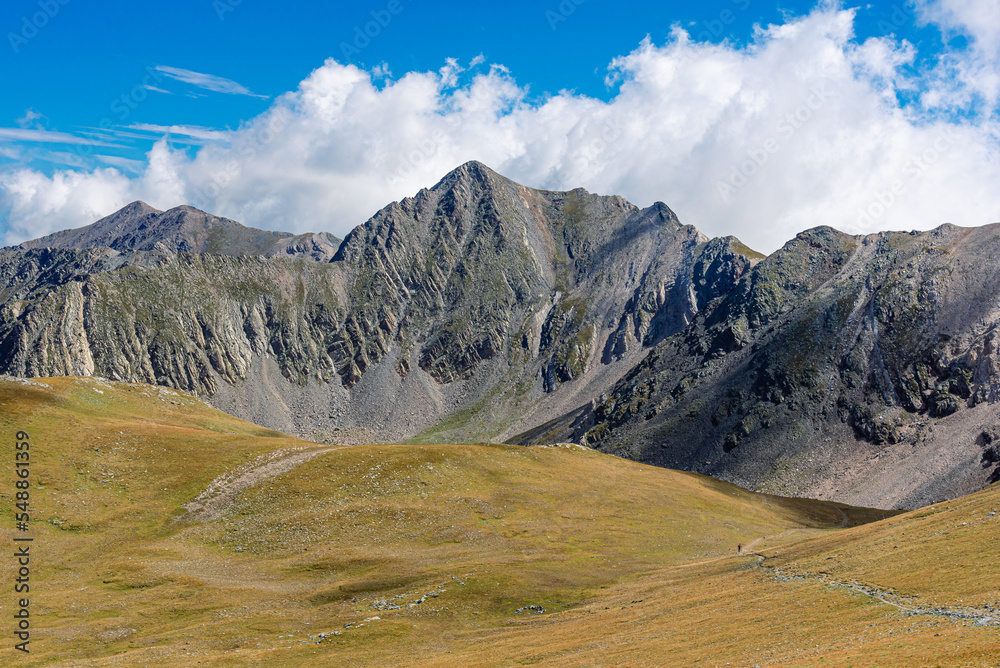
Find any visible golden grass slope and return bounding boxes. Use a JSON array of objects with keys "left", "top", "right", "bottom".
[{"left": 0, "top": 376, "right": 996, "bottom": 666}]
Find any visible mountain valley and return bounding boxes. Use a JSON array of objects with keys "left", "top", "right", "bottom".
[{"left": 1, "top": 376, "right": 997, "bottom": 667}]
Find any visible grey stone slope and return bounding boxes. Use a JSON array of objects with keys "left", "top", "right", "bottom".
[
  {"left": 519, "top": 224, "right": 1000, "bottom": 508},
  {"left": 0, "top": 246, "right": 351, "bottom": 393}
]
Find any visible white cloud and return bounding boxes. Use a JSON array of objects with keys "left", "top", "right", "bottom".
[
  {"left": 0, "top": 127, "right": 119, "bottom": 147},
  {"left": 16, "top": 110, "right": 46, "bottom": 130},
  {"left": 28, "top": 151, "right": 93, "bottom": 169},
  {"left": 2, "top": 6, "right": 999, "bottom": 251},
  {"left": 370, "top": 63, "right": 392, "bottom": 79},
  {"left": 154, "top": 66, "right": 268, "bottom": 99},
  {"left": 95, "top": 155, "right": 146, "bottom": 172},
  {"left": 0, "top": 168, "right": 133, "bottom": 241},
  {"left": 127, "top": 124, "right": 232, "bottom": 144},
  {"left": 916, "top": 0, "right": 1000, "bottom": 53},
  {"left": 913, "top": 0, "right": 1000, "bottom": 112}
]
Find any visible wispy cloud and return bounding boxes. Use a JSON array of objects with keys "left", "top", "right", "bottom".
[
  {"left": 95, "top": 155, "right": 146, "bottom": 172},
  {"left": 72, "top": 125, "right": 223, "bottom": 148},
  {"left": 154, "top": 66, "right": 267, "bottom": 98},
  {"left": 127, "top": 123, "right": 232, "bottom": 145},
  {"left": 81, "top": 127, "right": 159, "bottom": 142},
  {"left": 16, "top": 109, "right": 46, "bottom": 130},
  {"left": 0, "top": 146, "right": 23, "bottom": 160},
  {"left": 0, "top": 127, "right": 120, "bottom": 147},
  {"left": 143, "top": 85, "right": 172, "bottom": 95},
  {"left": 29, "top": 150, "right": 93, "bottom": 169}
]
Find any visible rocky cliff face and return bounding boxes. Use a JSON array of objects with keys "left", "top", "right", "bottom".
[
  {"left": 522, "top": 224, "right": 1000, "bottom": 508},
  {"left": 0, "top": 161, "right": 755, "bottom": 447},
  {"left": 0, "top": 247, "right": 349, "bottom": 392}
]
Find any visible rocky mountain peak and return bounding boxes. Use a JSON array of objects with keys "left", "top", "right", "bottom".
[
  {"left": 15, "top": 201, "right": 341, "bottom": 261},
  {"left": 436, "top": 160, "right": 504, "bottom": 186},
  {"left": 118, "top": 200, "right": 161, "bottom": 217}
]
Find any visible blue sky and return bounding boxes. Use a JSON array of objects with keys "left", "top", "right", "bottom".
[
  {"left": 0, "top": 0, "right": 948, "bottom": 166},
  {"left": 1, "top": 0, "right": 998, "bottom": 251}
]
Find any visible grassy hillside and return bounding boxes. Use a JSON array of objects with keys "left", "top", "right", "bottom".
[
  {"left": 1, "top": 377, "right": 995, "bottom": 666},
  {"left": 454, "top": 482, "right": 1000, "bottom": 667}
]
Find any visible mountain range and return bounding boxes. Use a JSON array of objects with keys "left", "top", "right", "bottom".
[{"left": 3, "top": 161, "right": 999, "bottom": 509}]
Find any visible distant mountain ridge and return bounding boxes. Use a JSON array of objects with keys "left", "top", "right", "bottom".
[
  {"left": 2, "top": 160, "right": 999, "bottom": 509},
  {"left": 16, "top": 200, "right": 342, "bottom": 261}
]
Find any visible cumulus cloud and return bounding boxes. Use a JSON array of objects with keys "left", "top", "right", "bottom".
[
  {"left": 913, "top": 0, "right": 1000, "bottom": 113},
  {"left": 2, "top": 5, "right": 998, "bottom": 251},
  {"left": 916, "top": 0, "right": 1000, "bottom": 53},
  {"left": 1, "top": 168, "right": 133, "bottom": 239}
]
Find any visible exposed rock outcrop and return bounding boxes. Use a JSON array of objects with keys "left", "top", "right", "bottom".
[{"left": 521, "top": 224, "right": 1000, "bottom": 508}]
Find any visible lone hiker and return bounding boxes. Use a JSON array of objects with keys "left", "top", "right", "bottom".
[{"left": 738, "top": 543, "right": 742, "bottom": 554}]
